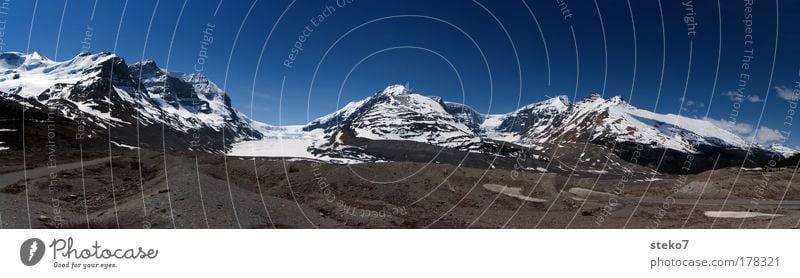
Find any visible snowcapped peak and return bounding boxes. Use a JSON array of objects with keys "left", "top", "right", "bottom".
[
  {"left": 768, "top": 144, "right": 799, "bottom": 158},
  {"left": 582, "top": 93, "right": 603, "bottom": 101},
  {"left": 129, "top": 60, "right": 163, "bottom": 77},
  {"left": 553, "top": 95, "right": 570, "bottom": 106},
  {"left": 29, "top": 51, "right": 49, "bottom": 61},
  {"left": 132, "top": 59, "right": 158, "bottom": 67},
  {"left": 607, "top": 96, "right": 625, "bottom": 105},
  {"left": 380, "top": 84, "right": 409, "bottom": 95},
  {"left": 529, "top": 95, "right": 571, "bottom": 109}
]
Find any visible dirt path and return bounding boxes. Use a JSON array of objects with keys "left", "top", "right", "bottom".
[{"left": 0, "top": 157, "right": 111, "bottom": 188}]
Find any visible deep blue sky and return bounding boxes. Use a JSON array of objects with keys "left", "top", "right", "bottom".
[{"left": 2, "top": 0, "right": 800, "bottom": 146}]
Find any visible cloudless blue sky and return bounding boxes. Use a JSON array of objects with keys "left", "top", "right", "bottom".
[{"left": 2, "top": 0, "right": 800, "bottom": 146}]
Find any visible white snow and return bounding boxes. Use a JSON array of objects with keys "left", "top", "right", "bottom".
[
  {"left": 228, "top": 124, "right": 363, "bottom": 163},
  {"left": 601, "top": 101, "right": 748, "bottom": 152},
  {"left": 567, "top": 187, "right": 617, "bottom": 200},
  {"left": 703, "top": 211, "right": 783, "bottom": 219},
  {"left": 311, "top": 98, "right": 368, "bottom": 126},
  {"left": 635, "top": 177, "right": 662, "bottom": 182},
  {"left": 482, "top": 95, "right": 569, "bottom": 145},
  {"left": 524, "top": 167, "right": 548, "bottom": 172},
  {"left": 585, "top": 170, "right": 608, "bottom": 174},
  {"left": 768, "top": 144, "right": 799, "bottom": 158},
  {"left": 0, "top": 52, "right": 115, "bottom": 98},
  {"left": 509, "top": 94, "right": 754, "bottom": 153},
  {"left": 229, "top": 138, "right": 316, "bottom": 159},
  {"left": 229, "top": 125, "right": 318, "bottom": 158},
  {"left": 3, "top": 50, "right": 772, "bottom": 164},
  {"left": 483, "top": 184, "right": 547, "bottom": 203},
  {"left": 111, "top": 141, "right": 139, "bottom": 150},
  {"left": 348, "top": 85, "right": 479, "bottom": 148}
]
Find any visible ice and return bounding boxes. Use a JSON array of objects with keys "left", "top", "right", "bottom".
[
  {"left": 483, "top": 184, "right": 547, "bottom": 203},
  {"left": 703, "top": 211, "right": 783, "bottom": 219}
]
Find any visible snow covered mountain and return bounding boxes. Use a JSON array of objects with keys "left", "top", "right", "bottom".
[
  {"left": 767, "top": 144, "right": 799, "bottom": 158},
  {"left": 233, "top": 84, "right": 791, "bottom": 173},
  {"left": 498, "top": 94, "right": 749, "bottom": 153},
  {"left": 308, "top": 85, "right": 481, "bottom": 149},
  {"left": 0, "top": 51, "right": 259, "bottom": 153},
  {"left": 481, "top": 95, "right": 570, "bottom": 143},
  {"left": 0, "top": 51, "right": 790, "bottom": 173}
]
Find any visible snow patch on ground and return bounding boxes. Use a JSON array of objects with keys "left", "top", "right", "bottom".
[
  {"left": 482, "top": 184, "right": 547, "bottom": 203},
  {"left": 567, "top": 187, "right": 617, "bottom": 200},
  {"left": 111, "top": 141, "right": 138, "bottom": 150},
  {"left": 585, "top": 169, "right": 608, "bottom": 174},
  {"left": 525, "top": 167, "right": 548, "bottom": 172},
  {"left": 703, "top": 211, "right": 783, "bottom": 219}
]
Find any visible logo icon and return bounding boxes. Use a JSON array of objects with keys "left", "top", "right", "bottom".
[{"left": 20, "top": 238, "right": 45, "bottom": 266}]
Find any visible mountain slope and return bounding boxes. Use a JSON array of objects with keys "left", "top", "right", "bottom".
[
  {"left": 1, "top": 51, "right": 790, "bottom": 174},
  {"left": 234, "top": 85, "right": 790, "bottom": 174},
  {"left": 0, "top": 51, "right": 259, "bottom": 153}
]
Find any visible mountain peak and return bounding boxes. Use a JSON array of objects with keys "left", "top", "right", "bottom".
[
  {"left": 132, "top": 59, "right": 157, "bottom": 67},
  {"left": 607, "top": 95, "right": 625, "bottom": 105},
  {"left": 379, "top": 84, "right": 409, "bottom": 96},
  {"left": 128, "top": 60, "right": 165, "bottom": 79},
  {"left": 29, "top": 51, "right": 49, "bottom": 61},
  {"left": 583, "top": 93, "right": 603, "bottom": 101},
  {"left": 550, "top": 95, "right": 570, "bottom": 106}
]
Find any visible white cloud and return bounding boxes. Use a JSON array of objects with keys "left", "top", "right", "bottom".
[
  {"left": 706, "top": 118, "right": 785, "bottom": 144},
  {"left": 775, "top": 86, "right": 799, "bottom": 101},
  {"left": 680, "top": 98, "right": 704, "bottom": 113},
  {"left": 721, "top": 91, "right": 743, "bottom": 101},
  {"left": 704, "top": 117, "right": 753, "bottom": 135},
  {"left": 721, "top": 90, "right": 764, "bottom": 103},
  {"left": 746, "top": 95, "right": 764, "bottom": 103},
  {"left": 754, "top": 126, "right": 785, "bottom": 144}
]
